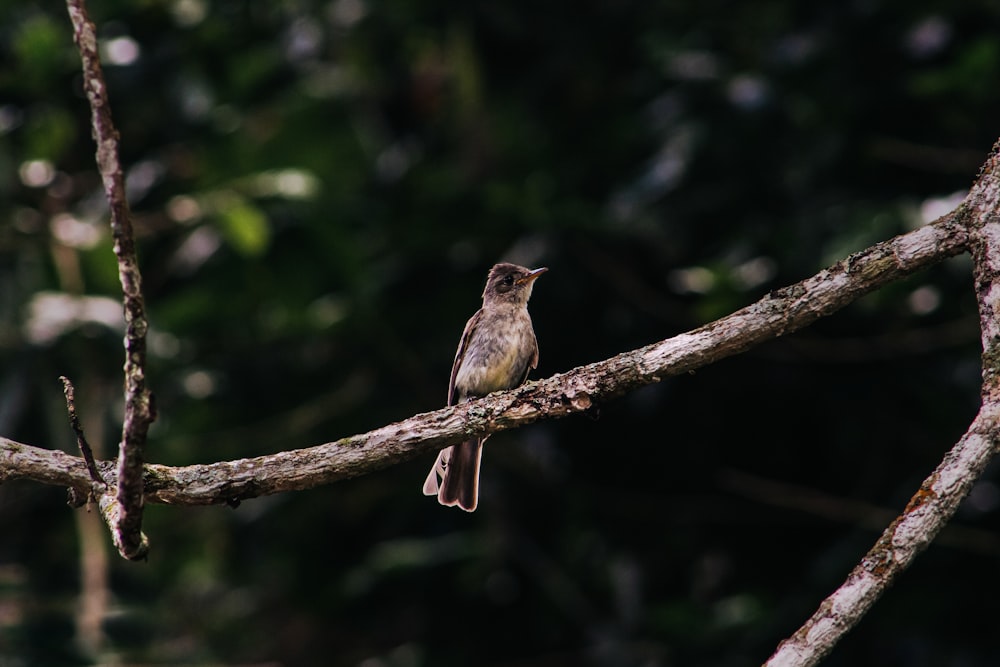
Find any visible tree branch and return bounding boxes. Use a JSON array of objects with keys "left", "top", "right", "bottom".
[
  {"left": 764, "top": 406, "right": 1000, "bottom": 667},
  {"left": 66, "top": 0, "right": 152, "bottom": 560},
  {"left": 0, "top": 212, "right": 968, "bottom": 507},
  {"left": 3, "top": 0, "right": 997, "bottom": 657},
  {"left": 7, "top": 2, "right": 998, "bottom": 653},
  {"left": 764, "top": 138, "right": 1000, "bottom": 667}
]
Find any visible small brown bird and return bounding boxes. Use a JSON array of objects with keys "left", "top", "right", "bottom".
[{"left": 423, "top": 262, "right": 547, "bottom": 511}]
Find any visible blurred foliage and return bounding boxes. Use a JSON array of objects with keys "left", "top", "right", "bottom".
[{"left": 1, "top": 0, "right": 999, "bottom": 665}]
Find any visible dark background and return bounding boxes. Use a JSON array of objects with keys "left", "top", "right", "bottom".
[{"left": 1, "top": 0, "right": 998, "bottom": 665}]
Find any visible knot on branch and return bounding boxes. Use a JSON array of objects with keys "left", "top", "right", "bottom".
[{"left": 563, "top": 387, "right": 593, "bottom": 411}]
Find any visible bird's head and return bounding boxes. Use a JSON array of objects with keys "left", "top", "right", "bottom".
[{"left": 482, "top": 263, "right": 547, "bottom": 305}]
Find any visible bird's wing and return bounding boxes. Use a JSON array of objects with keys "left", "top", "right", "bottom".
[
  {"left": 519, "top": 327, "right": 539, "bottom": 386},
  {"left": 448, "top": 308, "right": 484, "bottom": 406}
]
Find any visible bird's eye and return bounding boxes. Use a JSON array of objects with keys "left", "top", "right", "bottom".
[{"left": 502, "top": 274, "right": 515, "bottom": 286}]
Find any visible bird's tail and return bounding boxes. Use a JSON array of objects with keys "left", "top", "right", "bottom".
[{"left": 422, "top": 439, "right": 484, "bottom": 512}]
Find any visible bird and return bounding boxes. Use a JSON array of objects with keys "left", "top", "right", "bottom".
[{"left": 423, "top": 262, "right": 547, "bottom": 511}]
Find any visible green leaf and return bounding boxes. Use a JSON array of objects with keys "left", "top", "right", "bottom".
[
  {"left": 12, "top": 15, "right": 68, "bottom": 85},
  {"left": 213, "top": 192, "right": 271, "bottom": 257},
  {"left": 23, "top": 106, "right": 76, "bottom": 161}
]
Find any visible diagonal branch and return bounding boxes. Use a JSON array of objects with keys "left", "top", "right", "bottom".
[
  {"left": 66, "top": 0, "right": 152, "bottom": 560},
  {"left": 763, "top": 406, "right": 1000, "bottom": 667},
  {"left": 0, "top": 212, "right": 968, "bottom": 507},
  {"left": 764, "top": 138, "right": 1000, "bottom": 667}
]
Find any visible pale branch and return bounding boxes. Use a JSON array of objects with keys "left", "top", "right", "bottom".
[
  {"left": 968, "top": 147, "right": 1000, "bottom": 400},
  {"left": 66, "top": 0, "right": 152, "bottom": 560},
  {"left": 7, "top": 0, "right": 998, "bottom": 655},
  {"left": 0, "top": 437, "right": 113, "bottom": 492},
  {"left": 718, "top": 468, "right": 1000, "bottom": 554},
  {"left": 5, "top": 0, "right": 998, "bottom": 658},
  {"left": 764, "top": 138, "right": 1000, "bottom": 667},
  {"left": 763, "top": 406, "right": 1000, "bottom": 667},
  {"left": 0, "top": 212, "right": 969, "bottom": 507}
]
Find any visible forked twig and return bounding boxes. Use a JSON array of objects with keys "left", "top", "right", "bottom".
[{"left": 66, "top": 0, "right": 153, "bottom": 560}]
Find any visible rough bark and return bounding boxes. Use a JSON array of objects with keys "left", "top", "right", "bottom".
[
  {"left": 0, "top": 212, "right": 968, "bottom": 507},
  {"left": 66, "top": 0, "right": 152, "bottom": 560},
  {"left": 3, "top": 0, "right": 998, "bottom": 661},
  {"left": 764, "top": 138, "right": 1000, "bottom": 667}
]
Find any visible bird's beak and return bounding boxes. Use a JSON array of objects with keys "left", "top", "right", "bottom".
[{"left": 517, "top": 267, "right": 548, "bottom": 284}]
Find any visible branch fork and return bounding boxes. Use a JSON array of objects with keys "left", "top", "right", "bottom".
[
  {"left": 764, "top": 137, "right": 1000, "bottom": 667},
  {"left": 11, "top": 0, "right": 1000, "bottom": 659},
  {"left": 65, "top": 0, "right": 153, "bottom": 561}
]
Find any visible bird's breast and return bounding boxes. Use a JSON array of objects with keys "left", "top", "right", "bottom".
[{"left": 454, "top": 309, "right": 535, "bottom": 399}]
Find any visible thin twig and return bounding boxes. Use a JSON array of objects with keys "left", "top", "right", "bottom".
[
  {"left": 66, "top": 0, "right": 153, "bottom": 561},
  {"left": 58, "top": 376, "right": 105, "bottom": 488}
]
